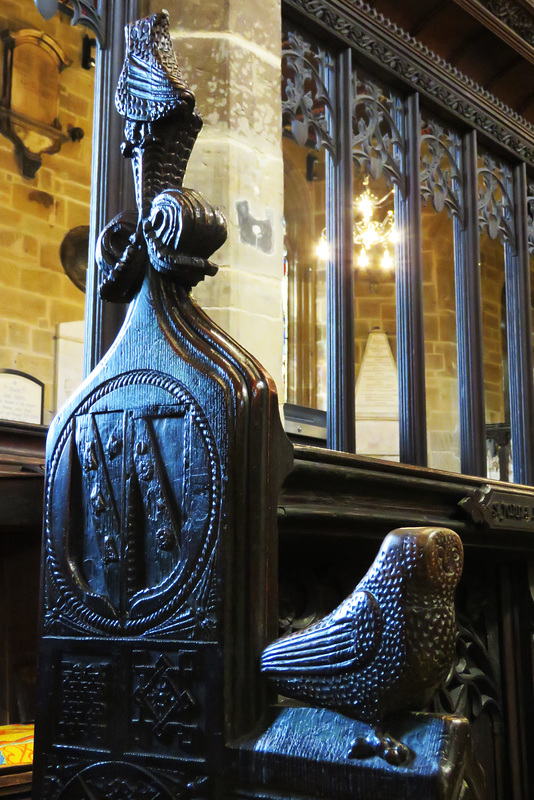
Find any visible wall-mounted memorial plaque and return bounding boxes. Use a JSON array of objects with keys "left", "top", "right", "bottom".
[
  {"left": 0, "top": 29, "right": 70, "bottom": 177},
  {"left": 355, "top": 329, "right": 399, "bottom": 460},
  {"left": 55, "top": 319, "right": 84, "bottom": 411},
  {"left": 0, "top": 369, "right": 44, "bottom": 425}
]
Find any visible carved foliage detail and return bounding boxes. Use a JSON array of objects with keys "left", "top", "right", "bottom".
[
  {"left": 434, "top": 620, "right": 502, "bottom": 721},
  {"left": 282, "top": 31, "right": 335, "bottom": 157},
  {"left": 283, "top": 0, "right": 534, "bottom": 167},
  {"left": 433, "top": 559, "right": 503, "bottom": 729},
  {"left": 420, "top": 118, "right": 462, "bottom": 221},
  {"left": 477, "top": 152, "right": 515, "bottom": 245},
  {"left": 482, "top": 0, "right": 534, "bottom": 46},
  {"left": 352, "top": 75, "right": 404, "bottom": 192}
]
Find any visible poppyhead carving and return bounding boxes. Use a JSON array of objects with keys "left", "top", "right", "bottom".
[{"left": 96, "top": 11, "right": 227, "bottom": 302}]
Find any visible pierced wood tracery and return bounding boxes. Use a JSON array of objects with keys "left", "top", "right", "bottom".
[
  {"left": 477, "top": 153, "right": 515, "bottom": 246},
  {"left": 283, "top": 0, "right": 534, "bottom": 168},
  {"left": 35, "top": 0, "right": 105, "bottom": 46},
  {"left": 282, "top": 31, "right": 336, "bottom": 157},
  {"left": 352, "top": 75, "right": 404, "bottom": 192},
  {"left": 420, "top": 117, "right": 463, "bottom": 222}
]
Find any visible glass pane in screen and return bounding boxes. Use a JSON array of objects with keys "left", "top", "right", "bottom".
[
  {"left": 353, "top": 166, "right": 398, "bottom": 461},
  {"left": 283, "top": 138, "right": 327, "bottom": 409},
  {"left": 480, "top": 231, "right": 509, "bottom": 479},
  {"left": 282, "top": 25, "right": 333, "bottom": 411},
  {"left": 420, "top": 117, "right": 461, "bottom": 473},
  {"left": 352, "top": 70, "right": 403, "bottom": 462},
  {"left": 478, "top": 150, "right": 513, "bottom": 481}
]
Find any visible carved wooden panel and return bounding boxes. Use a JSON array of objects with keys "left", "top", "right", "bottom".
[
  {"left": 282, "top": 30, "right": 335, "bottom": 157},
  {"left": 352, "top": 73, "right": 404, "bottom": 193},
  {"left": 477, "top": 151, "right": 515, "bottom": 246},
  {"left": 33, "top": 11, "right": 293, "bottom": 799},
  {"left": 44, "top": 384, "right": 220, "bottom": 638},
  {"left": 420, "top": 116, "right": 463, "bottom": 222}
]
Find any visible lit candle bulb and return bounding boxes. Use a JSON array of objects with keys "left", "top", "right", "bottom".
[
  {"left": 316, "top": 235, "right": 329, "bottom": 260},
  {"left": 381, "top": 249, "right": 393, "bottom": 271},
  {"left": 357, "top": 249, "right": 369, "bottom": 268}
]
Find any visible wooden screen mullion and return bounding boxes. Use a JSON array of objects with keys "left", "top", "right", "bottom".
[
  {"left": 454, "top": 130, "right": 486, "bottom": 477},
  {"left": 396, "top": 93, "right": 427, "bottom": 466},
  {"left": 326, "top": 48, "right": 355, "bottom": 453},
  {"left": 505, "top": 162, "right": 534, "bottom": 486}
]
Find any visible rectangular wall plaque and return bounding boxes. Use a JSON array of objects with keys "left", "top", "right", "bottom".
[
  {"left": 0, "top": 369, "right": 43, "bottom": 425},
  {"left": 355, "top": 330, "right": 399, "bottom": 459}
]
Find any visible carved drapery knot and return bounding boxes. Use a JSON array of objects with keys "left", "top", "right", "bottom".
[{"left": 97, "top": 11, "right": 227, "bottom": 302}]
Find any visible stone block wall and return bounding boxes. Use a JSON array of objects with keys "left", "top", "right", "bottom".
[
  {"left": 421, "top": 206, "right": 461, "bottom": 473},
  {"left": 0, "top": 2, "right": 93, "bottom": 423},
  {"left": 480, "top": 232, "right": 507, "bottom": 424}
]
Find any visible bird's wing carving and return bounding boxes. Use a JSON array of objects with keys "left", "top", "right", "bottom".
[{"left": 261, "top": 590, "right": 382, "bottom": 675}]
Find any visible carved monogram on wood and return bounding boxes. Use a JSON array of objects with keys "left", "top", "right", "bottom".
[{"left": 45, "top": 373, "right": 220, "bottom": 636}]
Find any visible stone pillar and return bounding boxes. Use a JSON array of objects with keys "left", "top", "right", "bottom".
[{"left": 146, "top": 0, "right": 285, "bottom": 394}]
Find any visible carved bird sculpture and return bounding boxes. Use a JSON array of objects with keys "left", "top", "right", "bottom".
[{"left": 261, "top": 527, "right": 463, "bottom": 765}]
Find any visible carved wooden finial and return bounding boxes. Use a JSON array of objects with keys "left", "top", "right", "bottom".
[
  {"left": 96, "top": 10, "right": 227, "bottom": 302},
  {"left": 116, "top": 11, "right": 198, "bottom": 126}
]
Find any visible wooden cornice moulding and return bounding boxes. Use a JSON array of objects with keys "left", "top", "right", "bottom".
[
  {"left": 279, "top": 444, "right": 534, "bottom": 552},
  {"left": 452, "top": 0, "right": 534, "bottom": 64},
  {"left": 0, "top": 421, "right": 47, "bottom": 471},
  {"left": 284, "top": 0, "right": 534, "bottom": 167}
]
